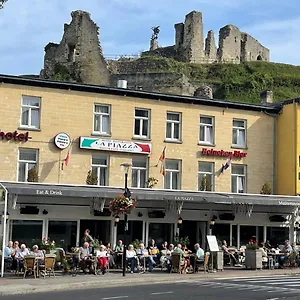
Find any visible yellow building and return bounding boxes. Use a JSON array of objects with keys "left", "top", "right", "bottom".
[
  {"left": 0, "top": 75, "right": 299, "bottom": 259},
  {"left": 277, "top": 99, "right": 300, "bottom": 195}
]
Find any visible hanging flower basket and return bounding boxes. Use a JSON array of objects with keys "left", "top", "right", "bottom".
[{"left": 109, "top": 195, "right": 136, "bottom": 215}]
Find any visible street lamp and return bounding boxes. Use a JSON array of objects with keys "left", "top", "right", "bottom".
[
  {"left": 209, "top": 218, "right": 215, "bottom": 235},
  {"left": 120, "top": 163, "right": 132, "bottom": 277},
  {"left": 114, "top": 215, "right": 120, "bottom": 223},
  {"left": 295, "top": 221, "right": 299, "bottom": 231},
  {"left": 178, "top": 217, "right": 183, "bottom": 225}
]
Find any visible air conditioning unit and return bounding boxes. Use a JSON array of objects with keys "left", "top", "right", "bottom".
[
  {"left": 269, "top": 215, "right": 287, "bottom": 222},
  {"left": 93, "top": 208, "right": 111, "bottom": 217},
  {"left": 219, "top": 213, "right": 235, "bottom": 221},
  {"left": 148, "top": 210, "right": 166, "bottom": 218},
  {"left": 20, "top": 206, "right": 39, "bottom": 215}
]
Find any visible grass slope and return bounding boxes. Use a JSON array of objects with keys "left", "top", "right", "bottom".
[{"left": 138, "top": 56, "right": 300, "bottom": 103}]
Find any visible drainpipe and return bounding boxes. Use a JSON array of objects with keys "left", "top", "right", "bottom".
[{"left": 0, "top": 183, "right": 8, "bottom": 278}]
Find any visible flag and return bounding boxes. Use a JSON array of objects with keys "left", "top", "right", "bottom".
[
  {"left": 159, "top": 146, "right": 166, "bottom": 162},
  {"left": 160, "top": 162, "right": 166, "bottom": 176},
  {"left": 221, "top": 157, "right": 232, "bottom": 173},
  {"left": 157, "top": 146, "right": 166, "bottom": 176},
  {"left": 64, "top": 140, "right": 73, "bottom": 167}
]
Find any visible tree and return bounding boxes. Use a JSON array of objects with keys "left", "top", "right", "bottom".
[
  {"left": 260, "top": 182, "right": 272, "bottom": 195},
  {"left": 27, "top": 167, "right": 39, "bottom": 182},
  {"left": 86, "top": 170, "right": 98, "bottom": 185},
  {"left": 0, "top": 0, "right": 8, "bottom": 9},
  {"left": 199, "top": 175, "right": 211, "bottom": 191}
]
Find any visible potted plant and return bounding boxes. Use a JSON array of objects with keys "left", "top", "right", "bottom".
[
  {"left": 109, "top": 195, "right": 136, "bottom": 216},
  {"left": 245, "top": 240, "right": 262, "bottom": 270},
  {"left": 93, "top": 239, "right": 102, "bottom": 252},
  {"left": 41, "top": 238, "right": 56, "bottom": 254}
]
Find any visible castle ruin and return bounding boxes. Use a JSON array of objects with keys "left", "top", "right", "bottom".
[{"left": 143, "top": 11, "right": 270, "bottom": 64}]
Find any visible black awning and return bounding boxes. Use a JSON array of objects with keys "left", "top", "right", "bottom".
[{"left": 1, "top": 181, "right": 300, "bottom": 207}]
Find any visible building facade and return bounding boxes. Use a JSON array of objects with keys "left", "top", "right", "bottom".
[{"left": 0, "top": 75, "right": 299, "bottom": 253}]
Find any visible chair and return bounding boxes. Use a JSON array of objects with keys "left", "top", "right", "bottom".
[
  {"left": 170, "top": 253, "right": 181, "bottom": 274},
  {"left": 23, "top": 256, "right": 37, "bottom": 279},
  {"left": 40, "top": 255, "right": 56, "bottom": 278},
  {"left": 194, "top": 252, "right": 210, "bottom": 273}
]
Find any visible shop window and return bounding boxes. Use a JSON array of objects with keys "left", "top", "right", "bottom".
[
  {"left": 231, "top": 164, "right": 246, "bottom": 193},
  {"left": 91, "top": 155, "right": 108, "bottom": 186},
  {"left": 166, "top": 112, "right": 181, "bottom": 142},
  {"left": 198, "top": 162, "right": 214, "bottom": 191},
  {"left": 199, "top": 116, "right": 214, "bottom": 145},
  {"left": 164, "top": 159, "right": 181, "bottom": 190},
  {"left": 149, "top": 223, "right": 173, "bottom": 245},
  {"left": 18, "top": 148, "right": 38, "bottom": 182},
  {"left": 11, "top": 220, "right": 43, "bottom": 247},
  {"left": 132, "top": 156, "right": 148, "bottom": 188},
  {"left": 21, "top": 95, "right": 41, "bottom": 129},
  {"left": 93, "top": 104, "right": 111, "bottom": 135},
  {"left": 213, "top": 223, "right": 230, "bottom": 245},
  {"left": 240, "top": 225, "right": 256, "bottom": 246},
  {"left": 134, "top": 108, "right": 150, "bottom": 139},
  {"left": 232, "top": 119, "right": 246, "bottom": 148}
]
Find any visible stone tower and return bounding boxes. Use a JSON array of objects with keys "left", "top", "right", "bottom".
[
  {"left": 205, "top": 30, "right": 217, "bottom": 61},
  {"left": 41, "top": 10, "right": 110, "bottom": 85}
]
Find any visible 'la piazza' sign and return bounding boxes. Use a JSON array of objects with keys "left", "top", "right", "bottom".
[
  {"left": 80, "top": 137, "right": 151, "bottom": 154},
  {"left": 201, "top": 148, "right": 247, "bottom": 158}
]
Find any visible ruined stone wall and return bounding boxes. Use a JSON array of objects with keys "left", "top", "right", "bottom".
[
  {"left": 240, "top": 33, "right": 270, "bottom": 62},
  {"left": 41, "top": 10, "right": 110, "bottom": 85},
  {"left": 205, "top": 30, "right": 217, "bottom": 61}
]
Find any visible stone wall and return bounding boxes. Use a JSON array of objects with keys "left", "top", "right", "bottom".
[{"left": 41, "top": 10, "right": 110, "bottom": 85}]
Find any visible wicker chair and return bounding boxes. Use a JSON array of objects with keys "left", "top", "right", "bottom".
[
  {"left": 23, "top": 256, "right": 37, "bottom": 279},
  {"left": 39, "top": 255, "right": 56, "bottom": 278}
]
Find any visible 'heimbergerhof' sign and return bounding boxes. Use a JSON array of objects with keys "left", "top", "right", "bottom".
[{"left": 79, "top": 137, "right": 151, "bottom": 155}]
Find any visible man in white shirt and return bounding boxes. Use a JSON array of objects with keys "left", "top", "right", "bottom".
[{"left": 15, "top": 244, "right": 30, "bottom": 270}]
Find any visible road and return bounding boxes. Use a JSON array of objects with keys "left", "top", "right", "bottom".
[{"left": 1, "top": 275, "right": 300, "bottom": 299}]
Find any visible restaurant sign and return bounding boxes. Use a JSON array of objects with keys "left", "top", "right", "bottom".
[
  {"left": 201, "top": 148, "right": 247, "bottom": 158},
  {"left": 79, "top": 137, "right": 151, "bottom": 154},
  {"left": 54, "top": 132, "right": 71, "bottom": 150},
  {"left": 0, "top": 130, "right": 30, "bottom": 142}
]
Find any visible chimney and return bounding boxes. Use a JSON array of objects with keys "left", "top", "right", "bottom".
[
  {"left": 117, "top": 80, "right": 127, "bottom": 89},
  {"left": 260, "top": 90, "right": 273, "bottom": 104}
]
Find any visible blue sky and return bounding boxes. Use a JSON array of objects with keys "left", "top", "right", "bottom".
[{"left": 0, "top": 0, "right": 299, "bottom": 75}]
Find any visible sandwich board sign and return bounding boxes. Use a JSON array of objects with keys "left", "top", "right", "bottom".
[{"left": 207, "top": 235, "right": 219, "bottom": 252}]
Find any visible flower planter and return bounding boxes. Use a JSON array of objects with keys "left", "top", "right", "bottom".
[{"left": 245, "top": 249, "right": 262, "bottom": 270}]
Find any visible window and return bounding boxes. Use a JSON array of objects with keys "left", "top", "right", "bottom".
[
  {"left": 18, "top": 148, "right": 38, "bottom": 182},
  {"left": 91, "top": 155, "right": 108, "bottom": 186},
  {"left": 198, "top": 162, "right": 214, "bottom": 191},
  {"left": 166, "top": 112, "right": 181, "bottom": 141},
  {"left": 164, "top": 160, "right": 181, "bottom": 190},
  {"left": 134, "top": 109, "right": 150, "bottom": 138},
  {"left": 132, "top": 157, "right": 148, "bottom": 188},
  {"left": 232, "top": 119, "right": 246, "bottom": 148},
  {"left": 93, "top": 104, "right": 110, "bottom": 135},
  {"left": 199, "top": 116, "right": 214, "bottom": 145},
  {"left": 231, "top": 164, "right": 246, "bottom": 193},
  {"left": 21, "top": 96, "right": 41, "bottom": 129}
]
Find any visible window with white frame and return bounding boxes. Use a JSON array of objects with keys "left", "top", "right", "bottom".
[
  {"left": 134, "top": 109, "right": 150, "bottom": 138},
  {"left": 232, "top": 119, "right": 246, "bottom": 148},
  {"left": 199, "top": 116, "right": 214, "bottom": 145},
  {"left": 164, "top": 159, "right": 181, "bottom": 190},
  {"left": 91, "top": 155, "right": 109, "bottom": 186},
  {"left": 93, "top": 104, "right": 111, "bottom": 135},
  {"left": 231, "top": 164, "right": 246, "bottom": 193},
  {"left": 198, "top": 162, "right": 214, "bottom": 191},
  {"left": 132, "top": 157, "right": 148, "bottom": 188},
  {"left": 21, "top": 96, "right": 41, "bottom": 129},
  {"left": 18, "top": 148, "right": 38, "bottom": 182},
  {"left": 166, "top": 112, "right": 181, "bottom": 141}
]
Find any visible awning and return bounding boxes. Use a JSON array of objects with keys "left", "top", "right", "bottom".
[{"left": 1, "top": 181, "right": 300, "bottom": 207}]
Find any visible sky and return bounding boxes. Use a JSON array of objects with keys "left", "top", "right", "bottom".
[{"left": 0, "top": 0, "right": 299, "bottom": 75}]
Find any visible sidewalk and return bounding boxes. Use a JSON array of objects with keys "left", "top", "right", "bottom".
[{"left": 1, "top": 268, "right": 300, "bottom": 296}]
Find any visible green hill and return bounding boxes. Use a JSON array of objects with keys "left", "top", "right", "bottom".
[{"left": 132, "top": 56, "right": 300, "bottom": 103}]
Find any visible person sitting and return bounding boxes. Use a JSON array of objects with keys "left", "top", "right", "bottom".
[
  {"left": 95, "top": 245, "right": 108, "bottom": 275},
  {"left": 78, "top": 242, "right": 93, "bottom": 273},
  {"left": 4, "top": 241, "right": 13, "bottom": 270},
  {"left": 173, "top": 243, "right": 188, "bottom": 274},
  {"left": 166, "top": 244, "right": 174, "bottom": 256},
  {"left": 258, "top": 242, "right": 269, "bottom": 265},
  {"left": 221, "top": 240, "right": 238, "bottom": 266},
  {"left": 136, "top": 243, "right": 155, "bottom": 272},
  {"left": 279, "top": 240, "right": 293, "bottom": 268},
  {"left": 160, "top": 241, "right": 168, "bottom": 251},
  {"left": 105, "top": 242, "right": 116, "bottom": 268},
  {"left": 148, "top": 239, "right": 160, "bottom": 263},
  {"left": 113, "top": 240, "right": 124, "bottom": 268},
  {"left": 11, "top": 241, "right": 20, "bottom": 270},
  {"left": 126, "top": 244, "right": 137, "bottom": 273},
  {"left": 15, "top": 244, "right": 30, "bottom": 271}
]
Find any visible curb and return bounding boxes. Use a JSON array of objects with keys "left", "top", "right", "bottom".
[{"left": 0, "top": 270, "right": 300, "bottom": 296}]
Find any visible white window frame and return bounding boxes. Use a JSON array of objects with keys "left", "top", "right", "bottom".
[
  {"left": 17, "top": 148, "right": 38, "bottom": 182},
  {"left": 133, "top": 108, "right": 150, "bottom": 139},
  {"left": 232, "top": 119, "right": 246, "bottom": 148},
  {"left": 164, "top": 159, "right": 181, "bottom": 190},
  {"left": 198, "top": 162, "right": 214, "bottom": 191},
  {"left": 20, "top": 95, "right": 41, "bottom": 129},
  {"left": 231, "top": 164, "right": 247, "bottom": 193},
  {"left": 166, "top": 112, "right": 181, "bottom": 141},
  {"left": 131, "top": 157, "right": 148, "bottom": 188},
  {"left": 91, "top": 155, "right": 109, "bottom": 186},
  {"left": 93, "top": 104, "right": 111, "bottom": 135},
  {"left": 199, "top": 115, "right": 214, "bottom": 145}
]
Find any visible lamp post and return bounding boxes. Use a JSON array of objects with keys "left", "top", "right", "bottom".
[
  {"left": 120, "top": 163, "right": 132, "bottom": 277},
  {"left": 209, "top": 218, "right": 215, "bottom": 235}
]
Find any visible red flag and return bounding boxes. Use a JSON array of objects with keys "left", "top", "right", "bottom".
[
  {"left": 65, "top": 149, "right": 70, "bottom": 166},
  {"left": 159, "top": 146, "right": 166, "bottom": 162},
  {"left": 160, "top": 162, "right": 166, "bottom": 176}
]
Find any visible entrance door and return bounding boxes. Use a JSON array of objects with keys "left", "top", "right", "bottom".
[
  {"left": 117, "top": 220, "right": 143, "bottom": 245},
  {"left": 80, "top": 220, "right": 110, "bottom": 246}
]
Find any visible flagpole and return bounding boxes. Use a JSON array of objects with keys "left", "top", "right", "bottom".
[{"left": 58, "top": 152, "right": 61, "bottom": 183}]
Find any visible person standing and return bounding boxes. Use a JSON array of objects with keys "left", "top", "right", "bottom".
[{"left": 81, "top": 229, "right": 94, "bottom": 253}]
